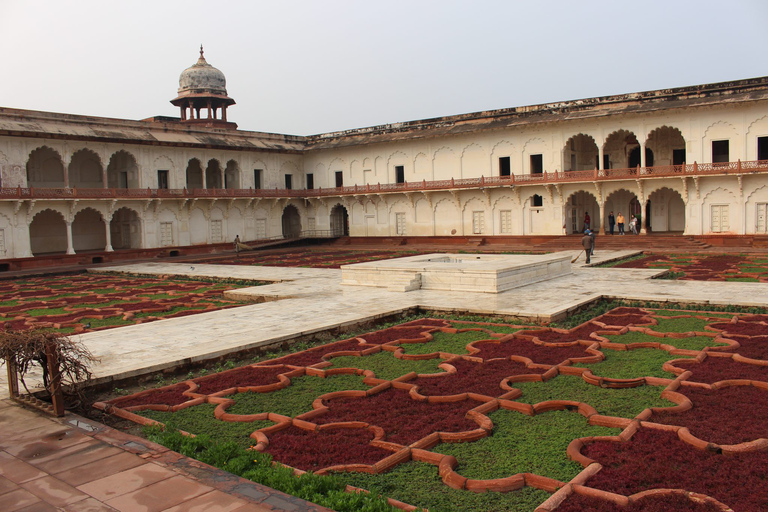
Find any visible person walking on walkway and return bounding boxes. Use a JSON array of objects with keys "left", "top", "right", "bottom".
[
  {"left": 608, "top": 211, "right": 615, "bottom": 235},
  {"left": 583, "top": 212, "right": 591, "bottom": 232},
  {"left": 581, "top": 231, "right": 594, "bottom": 264},
  {"left": 617, "top": 212, "right": 625, "bottom": 235},
  {"left": 630, "top": 215, "right": 638, "bottom": 235}
]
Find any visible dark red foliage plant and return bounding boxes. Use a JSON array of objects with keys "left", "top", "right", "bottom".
[
  {"left": 357, "top": 326, "right": 433, "bottom": 344},
  {"left": 672, "top": 357, "right": 768, "bottom": 385},
  {"left": 410, "top": 358, "right": 545, "bottom": 398},
  {"left": 581, "top": 427, "right": 768, "bottom": 512},
  {"left": 194, "top": 365, "right": 290, "bottom": 394},
  {"left": 111, "top": 382, "right": 191, "bottom": 408},
  {"left": 264, "top": 425, "right": 393, "bottom": 471},
  {"left": 556, "top": 491, "right": 726, "bottom": 512},
  {"left": 472, "top": 337, "right": 591, "bottom": 365},
  {"left": 259, "top": 338, "right": 374, "bottom": 367},
  {"left": 649, "top": 384, "right": 768, "bottom": 445},
  {"left": 312, "top": 387, "right": 480, "bottom": 445}
]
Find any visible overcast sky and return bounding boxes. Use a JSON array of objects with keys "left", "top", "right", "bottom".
[{"left": 1, "top": 1, "right": 766, "bottom": 135}]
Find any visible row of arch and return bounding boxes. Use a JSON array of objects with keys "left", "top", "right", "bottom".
[{"left": 25, "top": 146, "right": 247, "bottom": 190}]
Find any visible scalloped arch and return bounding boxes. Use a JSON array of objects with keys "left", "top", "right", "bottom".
[
  {"left": 492, "top": 194, "right": 516, "bottom": 209},
  {"left": 745, "top": 184, "right": 768, "bottom": 203},
  {"left": 647, "top": 184, "right": 684, "bottom": 199},
  {"left": 31, "top": 207, "right": 66, "bottom": 223},
  {"left": 432, "top": 146, "right": 455, "bottom": 161},
  {"left": 522, "top": 137, "right": 545, "bottom": 152},
  {"left": 645, "top": 125, "right": 685, "bottom": 143},
  {"left": 703, "top": 121, "right": 737, "bottom": 139},
  {"left": 461, "top": 142, "right": 485, "bottom": 157},
  {"left": 70, "top": 147, "right": 103, "bottom": 168},
  {"left": 603, "top": 129, "right": 639, "bottom": 146},
  {"left": 328, "top": 157, "right": 347, "bottom": 171},
  {"left": 604, "top": 187, "right": 638, "bottom": 201},
  {"left": 564, "top": 189, "right": 598, "bottom": 204},
  {"left": 564, "top": 132, "right": 598, "bottom": 148},
  {"left": 387, "top": 199, "right": 410, "bottom": 214},
  {"left": 747, "top": 114, "right": 768, "bottom": 135},
  {"left": 702, "top": 186, "right": 736, "bottom": 203},
  {"left": 73, "top": 206, "right": 106, "bottom": 222},
  {"left": 461, "top": 196, "right": 488, "bottom": 214},
  {"left": 27, "top": 145, "right": 63, "bottom": 165},
  {"left": 491, "top": 139, "right": 515, "bottom": 154},
  {"left": 387, "top": 151, "right": 408, "bottom": 165},
  {"left": 280, "top": 160, "right": 300, "bottom": 173},
  {"left": 153, "top": 155, "right": 175, "bottom": 171}
]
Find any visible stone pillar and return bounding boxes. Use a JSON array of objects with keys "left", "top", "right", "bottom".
[
  {"left": 598, "top": 146, "right": 604, "bottom": 171},
  {"left": 598, "top": 200, "right": 606, "bottom": 235},
  {"left": 65, "top": 221, "right": 75, "bottom": 254},
  {"left": 104, "top": 216, "right": 113, "bottom": 252},
  {"left": 640, "top": 201, "right": 648, "bottom": 235},
  {"left": 640, "top": 143, "right": 647, "bottom": 169}
]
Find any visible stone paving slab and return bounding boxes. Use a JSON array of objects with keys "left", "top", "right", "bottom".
[
  {"left": 4, "top": 250, "right": 768, "bottom": 391},
  {"left": 0, "top": 399, "right": 332, "bottom": 512}
]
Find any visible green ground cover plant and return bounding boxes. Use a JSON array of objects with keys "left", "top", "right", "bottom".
[
  {"left": 511, "top": 374, "right": 673, "bottom": 418},
  {"left": 398, "top": 330, "right": 492, "bottom": 355},
  {"left": 329, "top": 351, "right": 445, "bottom": 380},
  {"left": 227, "top": 374, "right": 370, "bottom": 418},
  {"left": 648, "top": 316, "right": 713, "bottom": 332},
  {"left": 141, "top": 404, "right": 273, "bottom": 448},
  {"left": 603, "top": 331, "right": 724, "bottom": 351},
  {"left": 433, "top": 409, "right": 618, "bottom": 482},
  {"left": 144, "top": 427, "right": 398, "bottom": 512},
  {"left": 447, "top": 322, "right": 525, "bottom": 334},
  {"left": 725, "top": 277, "right": 760, "bottom": 282},
  {"left": 573, "top": 348, "right": 683, "bottom": 379},
  {"left": 335, "top": 461, "right": 550, "bottom": 512}
]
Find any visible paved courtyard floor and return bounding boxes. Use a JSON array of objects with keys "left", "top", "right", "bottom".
[
  {"left": 3, "top": 249, "right": 768, "bottom": 510},
  {"left": 5, "top": 249, "right": 768, "bottom": 391}
]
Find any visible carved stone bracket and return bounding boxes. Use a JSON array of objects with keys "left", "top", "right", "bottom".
[
  {"left": 421, "top": 191, "right": 434, "bottom": 210},
  {"left": 554, "top": 183, "right": 563, "bottom": 204},
  {"left": 481, "top": 188, "right": 492, "bottom": 207},
  {"left": 592, "top": 182, "right": 603, "bottom": 204},
  {"left": 680, "top": 177, "right": 689, "bottom": 205},
  {"left": 737, "top": 174, "right": 743, "bottom": 198},
  {"left": 404, "top": 191, "right": 416, "bottom": 210},
  {"left": 635, "top": 179, "right": 645, "bottom": 204},
  {"left": 449, "top": 189, "right": 463, "bottom": 210},
  {"left": 692, "top": 176, "right": 700, "bottom": 200},
  {"left": 68, "top": 199, "right": 79, "bottom": 219}
]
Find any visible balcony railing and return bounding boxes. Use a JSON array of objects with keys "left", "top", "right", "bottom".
[{"left": 4, "top": 160, "right": 767, "bottom": 201}]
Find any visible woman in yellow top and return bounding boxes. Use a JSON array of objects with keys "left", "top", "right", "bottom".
[{"left": 616, "top": 212, "right": 625, "bottom": 235}]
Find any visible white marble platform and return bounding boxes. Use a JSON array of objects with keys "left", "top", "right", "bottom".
[{"left": 340, "top": 252, "right": 572, "bottom": 292}]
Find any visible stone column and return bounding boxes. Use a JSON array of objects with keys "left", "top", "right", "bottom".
[
  {"left": 598, "top": 146, "right": 605, "bottom": 171},
  {"left": 598, "top": 200, "right": 606, "bottom": 235},
  {"left": 640, "top": 200, "right": 648, "bottom": 235},
  {"left": 65, "top": 221, "right": 75, "bottom": 254},
  {"left": 640, "top": 143, "right": 647, "bottom": 169},
  {"left": 104, "top": 216, "right": 113, "bottom": 252}
]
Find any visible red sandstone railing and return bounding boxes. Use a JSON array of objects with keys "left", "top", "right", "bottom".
[{"left": 3, "top": 160, "right": 767, "bottom": 201}]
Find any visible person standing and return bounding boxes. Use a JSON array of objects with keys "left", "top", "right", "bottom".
[
  {"left": 234, "top": 234, "right": 241, "bottom": 253},
  {"left": 617, "top": 212, "right": 625, "bottom": 235},
  {"left": 630, "top": 215, "right": 638, "bottom": 235},
  {"left": 608, "top": 211, "right": 615, "bottom": 235},
  {"left": 583, "top": 212, "right": 591, "bottom": 231},
  {"left": 589, "top": 229, "right": 596, "bottom": 256},
  {"left": 581, "top": 231, "right": 593, "bottom": 264}
]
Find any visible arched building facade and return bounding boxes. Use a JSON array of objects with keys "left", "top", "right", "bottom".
[{"left": 0, "top": 51, "right": 767, "bottom": 260}]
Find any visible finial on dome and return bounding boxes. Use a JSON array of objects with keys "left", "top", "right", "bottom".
[{"left": 200, "top": 44, "right": 204, "bottom": 58}]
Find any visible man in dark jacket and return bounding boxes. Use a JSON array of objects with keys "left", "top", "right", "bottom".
[
  {"left": 581, "top": 231, "right": 593, "bottom": 264},
  {"left": 608, "top": 211, "right": 615, "bottom": 235}
]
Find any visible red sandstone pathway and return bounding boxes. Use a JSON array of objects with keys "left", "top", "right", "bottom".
[{"left": 0, "top": 399, "right": 330, "bottom": 512}]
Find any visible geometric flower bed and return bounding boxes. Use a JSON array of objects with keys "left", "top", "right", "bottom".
[
  {"left": 96, "top": 306, "right": 768, "bottom": 511},
  {"left": 196, "top": 248, "right": 431, "bottom": 269},
  {"left": 607, "top": 252, "right": 768, "bottom": 282},
  {"left": 0, "top": 272, "right": 259, "bottom": 333}
]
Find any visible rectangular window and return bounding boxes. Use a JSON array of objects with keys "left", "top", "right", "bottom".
[
  {"left": 306, "top": 173, "right": 314, "bottom": 189},
  {"left": 673, "top": 149, "right": 686, "bottom": 166},
  {"left": 284, "top": 174, "right": 292, "bottom": 190},
  {"left": 335, "top": 171, "right": 343, "bottom": 188},
  {"left": 532, "top": 194, "right": 543, "bottom": 207},
  {"left": 758, "top": 137, "right": 768, "bottom": 161},
  {"left": 210, "top": 220, "right": 223, "bottom": 243},
  {"left": 500, "top": 210, "right": 512, "bottom": 234},
  {"left": 757, "top": 203, "right": 767, "bottom": 234},
  {"left": 530, "top": 154, "right": 543, "bottom": 174},
  {"left": 254, "top": 169, "right": 262, "bottom": 189},
  {"left": 395, "top": 165, "right": 405, "bottom": 184},
  {"left": 395, "top": 212, "right": 406, "bottom": 235},
  {"left": 711, "top": 204, "right": 729, "bottom": 233},
  {"left": 157, "top": 170, "right": 169, "bottom": 189},
  {"left": 256, "top": 219, "right": 267, "bottom": 239},
  {"left": 119, "top": 172, "right": 128, "bottom": 189},
  {"left": 712, "top": 140, "right": 730, "bottom": 164},
  {"left": 307, "top": 217, "right": 316, "bottom": 232},
  {"left": 472, "top": 211, "right": 485, "bottom": 234},
  {"left": 499, "top": 157, "right": 511, "bottom": 177},
  {"left": 603, "top": 154, "right": 610, "bottom": 170},
  {"left": 160, "top": 222, "right": 173, "bottom": 247}
]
